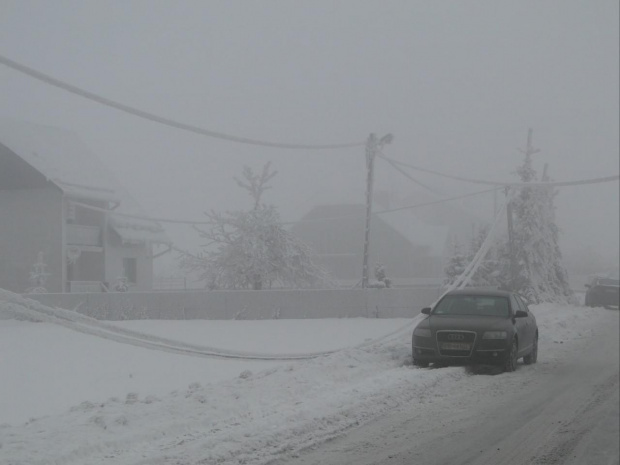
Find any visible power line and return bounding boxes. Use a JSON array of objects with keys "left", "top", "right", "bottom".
[
  {"left": 380, "top": 153, "right": 619, "bottom": 188},
  {"left": 71, "top": 201, "right": 211, "bottom": 225},
  {"left": 503, "top": 175, "right": 619, "bottom": 188},
  {"left": 72, "top": 186, "right": 499, "bottom": 227},
  {"left": 377, "top": 154, "right": 440, "bottom": 194},
  {"left": 73, "top": 166, "right": 618, "bottom": 229},
  {"left": 75, "top": 166, "right": 618, "bottom": 229},
  {"left": 283, "top": 187, "right": 502, "bottom": 224},
  {"left": 374, "top": 187, "right": 501, "bottom": 216},
  {"left": 379, "top": 154, "right": 509, "bottom": 186},
  {"left": 0, "top": 54, "right": 364, "bottom": 150}
]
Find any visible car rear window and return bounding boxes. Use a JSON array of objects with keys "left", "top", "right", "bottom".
[{"left": 433, "top": 295, "right": 510, "bottom": 317}]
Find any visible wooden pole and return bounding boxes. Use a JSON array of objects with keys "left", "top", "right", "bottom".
[{"left": 362, "top": 134, "right": 378, "bottom": 288}]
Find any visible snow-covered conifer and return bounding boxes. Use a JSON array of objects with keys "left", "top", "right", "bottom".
[{"left": 509, "top": 157, "right": 574, "bottom": 303}]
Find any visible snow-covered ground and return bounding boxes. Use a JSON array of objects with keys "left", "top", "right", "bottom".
[{"left": 0, "top": 303, "right": 614, "bottom": 465}]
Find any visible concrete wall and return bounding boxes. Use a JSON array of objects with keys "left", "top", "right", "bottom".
[
  {"left": 25, "top": 287, "right": 443, "bottom": 320},
  {"left": 0, "top": 187, "right": 63, "bottom": 293}
]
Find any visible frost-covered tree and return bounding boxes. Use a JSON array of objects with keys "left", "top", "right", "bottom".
[
  {"left": 25, "top": 252, "right": 50, "bottom": 293},
  {"left": 444, "top": 237, "right": 468, "bottom": 286},
  {"left": 443, "top": 133, "right": 574, "bottom": 306},
  {"left": 181, "top": 163, "right": 332, "bottom": 290},
  {"left": 509, "top": 154, "right": 574, "bottom": 304},
  {"left": 445, "top": 227, "right": 502, "bottom": 288},
  {"left": 468, "top": 224, "right": 503, "bottom": 287}
]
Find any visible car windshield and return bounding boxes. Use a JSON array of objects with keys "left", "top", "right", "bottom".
[
  {"left": 433, "top": 295, "right": 510, "bottom": 317},
  {"left": 592, "top": 270, "right": 620, "bottom": 286}
]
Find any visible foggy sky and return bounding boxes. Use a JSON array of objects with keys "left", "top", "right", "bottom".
[{"left": 1, "top": 1, "right": 618, "bottom": 267}]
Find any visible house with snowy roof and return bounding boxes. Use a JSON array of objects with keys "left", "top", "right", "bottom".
[
  {"left": 290, "top": 203, "right": 452, "bottom": 287},
  {"left": 0, "top": 120, "right": 171, "bottom": 293}
]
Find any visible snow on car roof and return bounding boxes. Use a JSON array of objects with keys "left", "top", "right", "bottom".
[{"left": 447, "top": 288, "right": 513, "bottom": 297}]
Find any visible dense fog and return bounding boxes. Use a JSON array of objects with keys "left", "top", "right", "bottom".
[{"left": 1, "top": 1, "right": 618, "bottom": 284}]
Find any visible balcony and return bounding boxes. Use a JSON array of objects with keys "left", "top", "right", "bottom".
[{"left": 66, "top": 224, "right": 102, "bottom": 247}]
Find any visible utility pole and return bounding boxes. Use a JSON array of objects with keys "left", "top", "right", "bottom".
[
  {"left": 518, "top": 128, "right": 541, "bottom": 181},
  {"left": 505, "top": 186, "right": 516, "bottom": 290},
  {"left": 507, "top": 128, "right": 540, "bottom": 289},
  {"left": 361, "top": 133, "right": 393, "bottom": 288}
]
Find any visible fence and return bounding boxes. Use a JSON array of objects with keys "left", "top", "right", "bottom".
[
  {"left": 22, "top": 287, "right": 443, "bottom": 321},
  {"left": 152, "top": 277, "right": 188, "bottom": 291}
]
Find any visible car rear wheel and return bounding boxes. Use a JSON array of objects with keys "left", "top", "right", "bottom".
[
  {"left": 523, "top": 334, "right": 538, "bottom": 365},
  {"left": 504, "top": 339, "right": 518, "bottom": 372}
]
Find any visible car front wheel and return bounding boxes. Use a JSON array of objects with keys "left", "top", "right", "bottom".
[{"left": 504, "top": 339, "right": 518, "bottom": 372}]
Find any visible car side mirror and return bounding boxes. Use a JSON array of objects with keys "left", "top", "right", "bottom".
[
  {"left": 514, "top": 310, "right": 528, "bottom": 318},
  {"left": 421, "top": 307, "right": 431, "bottom": 315}
]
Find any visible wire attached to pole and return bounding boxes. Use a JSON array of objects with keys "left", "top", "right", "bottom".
[{"left": 0, "top": 54, "right": 364, "bottom": 150}]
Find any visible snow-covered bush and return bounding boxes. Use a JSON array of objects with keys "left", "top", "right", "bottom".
[{"left": 372, "top": 263, "right": 391, "bottom": 288}]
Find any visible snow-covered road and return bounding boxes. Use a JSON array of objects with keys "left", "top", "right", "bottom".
[
  {"left": 1, "top": 304, "right": 617, "bottom": 465},
  {"left": 279, "top": 308, "right": 620, "bottom": 465}
]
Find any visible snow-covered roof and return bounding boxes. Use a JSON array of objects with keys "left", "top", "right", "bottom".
[
  {"left": 109, "top": 215, "right": 172, "bottom": 245},
  {"left": 0, "top": 119, "right": 170, "bottom": 243},
  {"left": 377, "top": 209, "right": 450, "bottom": 258},
  {"left": 0, "top": 120, "right": 122, "bottom": 200},
  {"left": 55, "top": 181, "right": 120, "bottom": 203}
]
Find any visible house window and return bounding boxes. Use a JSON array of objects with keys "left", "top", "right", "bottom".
[{"left": 123, "top": 258, "right": 137, "bottom": 284}]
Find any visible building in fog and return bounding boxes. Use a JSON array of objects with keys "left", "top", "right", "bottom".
[
  {"left": 291, "top": 204, "right": 452, "bottom": 287},
  {"left": 0, "top": 120, "right": 171, "bottom": 294}
]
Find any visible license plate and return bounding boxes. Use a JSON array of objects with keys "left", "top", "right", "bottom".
[{"left": 440, "top": 342, "right": 471, "bottom": 351}]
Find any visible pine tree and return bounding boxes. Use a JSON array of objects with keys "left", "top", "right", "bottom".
[
  {"left": 509, "top": 154, "right": 574, "bottom": 304},
  {"left": 443, "top": 130, "right": 575, "bottom": 305},
  {"left": 181, "top": 163, "right": 332, "bottom": 290}
]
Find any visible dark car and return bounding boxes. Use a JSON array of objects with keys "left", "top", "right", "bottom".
[
  {"left": 585, "top": 269, "right": 619, "bottom": 309},
  {"left": 412, "top": 288, "right": 538, "bottom": 372}
]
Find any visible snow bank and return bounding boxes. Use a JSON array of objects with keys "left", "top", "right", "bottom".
[
  {"left": 0, "top": 317, "right": 411, "bottom": 425},
  {"left": 0, "top": 304, "right": 613, "bottom": 465}
]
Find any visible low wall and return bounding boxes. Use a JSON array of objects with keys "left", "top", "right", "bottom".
[{"left": 23, "top": 287, "right": 443, "bottom": 320}]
